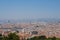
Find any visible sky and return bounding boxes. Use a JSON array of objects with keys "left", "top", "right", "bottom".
[{"left": 0, "top": 0, "right": 60, "bottom": 20}]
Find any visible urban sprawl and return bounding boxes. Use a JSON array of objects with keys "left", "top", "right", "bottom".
[{"left": 0, "top": 22, "right": 60, "bottom": 39}]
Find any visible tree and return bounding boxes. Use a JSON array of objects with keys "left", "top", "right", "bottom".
[
  {"left": 51, "top": 36, "right": 56, "bottom": 40},
  {"left": 8, "top": 32, "right": 20, "bottom": 40},
  {"left": 2, "top": 36, "right": 8, "bottom": 40},
  {"left": 0, "top": 34, "right": 3, "bottom": 40},
  {"left": 38, "top": 35, "right": 47, "bottom": 40},
  {"left": 27, "top": 36, "right": 39, "bottom": 40},
  {"left": 27, "top": 35, "right": 47, "bottom": 40}
]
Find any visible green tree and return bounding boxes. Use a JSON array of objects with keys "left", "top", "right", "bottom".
[
  {"left": 8, "top": 32, "right": 20, "bottom": 40},
  {"left": 2, "top": 36, "right": 8, "bottom": 40},
  {"left": 47, "top": 38, "right": 52, "bottom": 40},
  {"left": 56, "top": 38, "right": 60, "bottom": 40},
  {"left": 0, "top": 34, "right": 3, "bottom": 40},
  {"left": 51, "top": 36, "right": 56, "bottom": 40},
  {"left": 38, "top": 35, "right": 47, "bottom": 40},
  {"left": 28, "top": 36, "right": 38, "bottom": 40},
  {"left": 27, "top": 35, "right": 47, "bottom": 40}
]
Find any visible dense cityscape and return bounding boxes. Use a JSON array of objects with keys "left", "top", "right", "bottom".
[{"left": 0, "top": 21, "right": 60, "bottom": 40}]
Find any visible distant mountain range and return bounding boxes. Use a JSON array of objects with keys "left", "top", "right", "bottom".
[{"left": 0, "top": 18, "right": 60, "bottom": 24}]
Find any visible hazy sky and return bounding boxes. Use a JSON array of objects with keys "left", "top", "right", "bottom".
[{"left": 0, "top": 0, "right": 60, "bottom": 20}]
